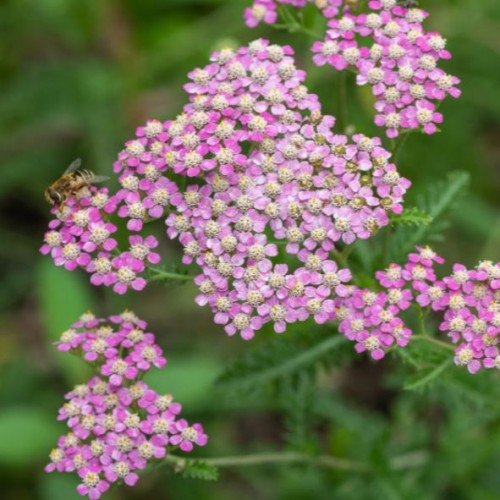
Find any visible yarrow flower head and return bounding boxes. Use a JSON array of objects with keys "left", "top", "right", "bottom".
[
  {"left": 46, "top": 310, "right": 207, "bottom": 500},
  {"left": 316, "top": 2, "right": 460, "bottom": 137},
  {"left": 333, "top": 246, "right": 500, "bottom": 370},
  {"left": 243, "top": 1, "right": 460, "bottom": 137},
  {"left": 40, "top": 187, "right": 117, "bottom": 272},
  {"left": 156, "top": 40, "right": 408, "bottom": 339},
  {"left": 40, "top": 183, "right": 162, "bottom": 295}
]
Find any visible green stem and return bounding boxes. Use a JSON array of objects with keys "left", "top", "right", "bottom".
[
  {"left": 272, "top": 23, "right": 322, "bottom": 38},
  {"left": 268, "top": 238, "right": 288, "bottom": 247},
  {"left": 341, "top": 244, "right": 354, "bottom": 260},
  {"left": 337, "top": 72, "right": 348, "bottom": 134},
  {"left": 275, "top": 5, "right": 322, "bottom": 38},
  {"left": 416, "top": 305, "right": 429, "bottom": 336},
  {"left": 166, "top": 451, "right": 369, "bottom": 472},
  {"left": 148, "top": 268, "right": 194, "bottom": 282},
  {"left": 411, "top": 335, "right": 456, "bottom": 352},
  {"left": 333, "top": 249, "right": 347, "bottom": 269},
  {"left": 382, "top": 225, "right": 392, "bottom": 265},
  {"left": 163, "top": 449, "right": 429, "bottom": 473},
  {"left": 333, "top": 246, "right": 353, "bottom": 271},
  {"left": 391, "top": 131, "right": 411, "bottom": 161},
  {"left": 332, "top": 246, "right": 359, "bottom": 285}
]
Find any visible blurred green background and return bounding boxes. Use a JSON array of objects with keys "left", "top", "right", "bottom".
[{"left": 1, "top": 0, "right": 500, "bottom": 499}]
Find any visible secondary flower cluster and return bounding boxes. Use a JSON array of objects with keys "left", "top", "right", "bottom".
[
  {"left": 245, "top": 0, "right": 461, "bottom": 137},
  {"left": 316, "top": 1, "right": 460, "bottom": 137},
  {"left": 244, "top": 0, "right": 342, "bottom": 28},
  {"left": 334, "top": 246, "right": 500, "bottom": 373},
  {"left": 40, "top": 186, "right": 161, "bottom": 295},
  {"left": 46, "top": 311, "right": 207, "bottom": 500}
]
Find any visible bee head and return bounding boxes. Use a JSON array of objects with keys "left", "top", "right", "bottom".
[{"left": 45, "top": 188, "right": 62, "bottom": 205}]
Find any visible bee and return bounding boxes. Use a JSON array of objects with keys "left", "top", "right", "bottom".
[{"left": 44, "top": 159, "right": 109, "bottom": 208}]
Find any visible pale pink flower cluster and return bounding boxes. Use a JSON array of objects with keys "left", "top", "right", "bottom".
[
  {"left": 164, "top": 118, "right": 409, "bottom": 339},
  {"left": 244, "top": 0, "right": 342, "bottom": 28},
  {"left": 244, "top": 0, "right": 461, "bottom": 137},
  {"left": 334, "top": 247, "right": 500, "bottom": 372},
  {"left": 40, "top": 187, "right": 161, "bottom": 295},
  {"left": 425, "top": 258, "right": 500, "bottom": 374},
  {"left": 46, "top": 310, "right": 207, "bottom": 500},
  {"left": 114, "top": 40, "right": 410, "bottom": 339},
  {"left": 312, "top": 1, "right": 461, "bottom": 137}
]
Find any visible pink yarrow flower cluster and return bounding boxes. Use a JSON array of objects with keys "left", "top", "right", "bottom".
[
  {"left": 125, "top": 39, "right": 408, "bottom": 339},
  {"left": 164, "top": 119, "right": 409, "bottom": 339},
  {"left": 416, "top": 256, "right": 500, "bottom": 374},
  {"left": 46, "top": 310, "right": 207, "bottom": 500},
  {"left": 243, "top": 0, "right": 460, "bottom": 138},
  {"left": 40, "top": 187, "right": 118, "bottom": 272},
  {"left": 311, "top": 1, "right": 461, "bottom": 137},
  {"left": 334, "top": 246, "right": 500, "bottom": 373},
  {"left": 244, "top": 0, "right": 342, "bottom": 28},
  {"left": 335, "top": 280, "right": 412, "bottom": 361},
  {"left": 40, "top": 185, "right": 161, "bottom": 295}
]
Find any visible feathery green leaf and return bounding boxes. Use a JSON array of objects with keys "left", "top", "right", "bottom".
[
  {"left": 181, "top": 460, "right": 219, "bottom": 481},
  {"left": 390, "top": 171, "right": 470, "bottom": 261},
  {"left": 390, "top": 207, "right": 433, "bottom": 228},
  {"left": 215, "top": 332, "right": 346, "bottom": 394}
]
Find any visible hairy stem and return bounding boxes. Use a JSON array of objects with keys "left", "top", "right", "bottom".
[
  {"left": 275, "top": 5, "right": 322, "bottom": 38},
  {"left": 148, "top": 268, "right": 194, "bottom": 282},
  {"left": 166, "top": 451, "right": 369, "bottom": 472},
  {"left": 411, "top": 334, "right": 456, "bottom": 352},
  {"left": 165, "top": 448, "right": 429, "bottom": 473},
  {"left": 391, "top": 131, "right": 411, "bottom": 161},
  {"left": 416, "top": 305, "right": 429, "bottom": 336},
  {"left": 337, "top": 71, "right": 348, "bottom": 133}
]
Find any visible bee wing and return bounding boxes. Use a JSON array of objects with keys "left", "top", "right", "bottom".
[
  {"left": 63, "top": 158, "right": 82, "bottom": 175},
  {"left": 90, "top": 175, "right": 110, "bottom": 184}
]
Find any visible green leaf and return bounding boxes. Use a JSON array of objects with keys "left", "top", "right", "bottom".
[
  {"left": 280, "top": 372, "right": 318, "bottom": 453},
  {"left": 181, "top": 460, "right": 219, "bottom": 481},
  {"left": 147, "top": 264, "right": 195, "bottom": 287},
  {"left": 0, "top": 407, "right": 60, "bottom": 466},
  {"left": 404, "top": 359, "right": 453, "bottom": 392},
  {"left": 36, "top": 258, "right": 95, "bottom": 384},
  {"left": 390, "top": 207, "right": 433, "bottom": 227},
  {"left": 216, "top": 332, "right": 346, "bottom": 393},
  {"left": 390, "top": 171, "right": 470, "bottom": 260}
]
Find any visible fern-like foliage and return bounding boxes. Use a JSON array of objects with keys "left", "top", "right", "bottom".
[
  {"left": 147, "top": 264, "right": 194, "bottom": 287},
  {"left": 279, "top": 372, "right": 318, "bottom": 453},
  {"left": 215, "top": 329, "right": 347, "bottom": 396},
  {"left": 403, "top": 358, "right": 453, "bottom": 392},
  {"left": 390, "top": 171, "right": 470, "bottom": 261},
  {"left": 181, "top": 460, "right": 219, "bottom": 481},
  {"left": 393, "top": 336, "right": 455, "bottom": 392},
  {"left": 390, "top": 207, "right": 433, "bottom": 228}
]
